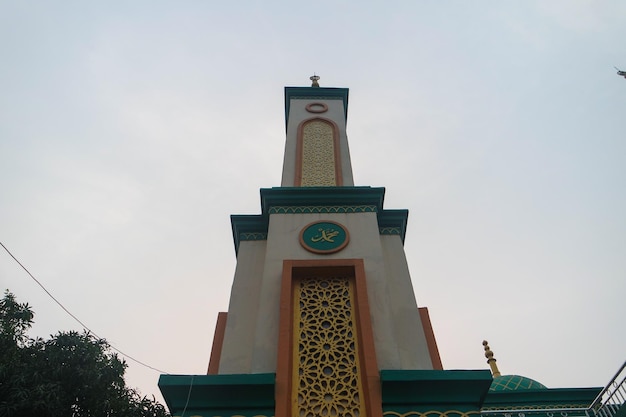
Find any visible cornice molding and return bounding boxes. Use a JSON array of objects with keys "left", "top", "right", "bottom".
[
  {"left": 158, "top": 373, "right": 275, "bottom": 414},
  {"left": 284, "top": 86, "right": 349, "bottom": 131},
  {"left": 269, "top": 205, "right": 377, "bottom": 214},
  {"left": 231, "top": 187, "right": 409, "bottom": 253}
]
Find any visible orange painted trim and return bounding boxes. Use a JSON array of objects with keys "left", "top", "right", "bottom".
[
  {"left": 275, "top": 262, "right": 296, "bottom": 417},
  {"left": 294, "top": 117, "right": 343, "bottom": 187},
  {"left": 305, "top": 102, "right": 328, "bottom": 113},
  {"left": 419, "top": 307, "right": 443, "bottom": 370},
  {"left": 275, "top": 259, "right": 382, "bottom": 417},
  {"left": 352, "top": 260, "right": 383, "bottom": 417},
  {"left": 207, "top": 312, "right": 228, "bottom": 375}
]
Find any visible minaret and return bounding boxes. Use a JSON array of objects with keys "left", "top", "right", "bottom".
[
  {"left": 483, "top": 340, "right": 502, "bottom": 377},
  {"left": 207, "top": 77, "right": 441, "bottom": 417}
]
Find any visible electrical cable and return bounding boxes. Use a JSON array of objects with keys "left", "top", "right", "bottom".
[
  {"left": 180, "top": 375, "right": 194, "bottom": 417},
  {"left": 0, "top": 241, "right": 169, "bottom": 375}
]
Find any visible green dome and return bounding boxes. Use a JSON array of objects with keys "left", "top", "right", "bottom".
[{"left": 490, "top": 374, "right": 547, "bottom": 391}]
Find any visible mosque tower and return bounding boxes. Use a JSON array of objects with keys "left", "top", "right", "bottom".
[{"left": 159, "top": 78, "right": 612, "bottom": 417}]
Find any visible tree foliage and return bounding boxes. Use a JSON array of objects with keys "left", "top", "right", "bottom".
[{"left": 0, "top": 291, "right": 170, "bottom": 417}]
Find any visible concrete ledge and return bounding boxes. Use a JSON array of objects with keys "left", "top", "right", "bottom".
[
  {"left": 380, "top": 369, "right": 493, "bottom": 407},
  {"left": 158, "top": 373, "right": 275, "bottom": 413},
  {"left": 231, "top": 187, "right": 411, "bottom": 253}
]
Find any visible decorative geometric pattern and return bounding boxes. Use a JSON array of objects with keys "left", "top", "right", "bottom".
[
  {"left": 379, "top": 227, "right": 401, "bottom": 235},
  {"left": 300, "top": 120, "right": 337, "bottom": 186},
  {"left": 481, "top": 404, "right": 591, "bottom": 412},
  {"left": 269, "top": 205, "right": 377, "bottom": 214},
  {"left": 384, "top": 411, "right": 481, "bottom": 417},
  {"left": 489, "top": 375, "right": 547, "bottom": 392},
  {"left": 239, "top": 233, "right": 268, "bottom": 241},
  {"left": 170, "top": 412, "right": 495, "bottom": 417},
  {"left": 293, "top": 276, "right": 365, "bottom": 417},
  {"left": 174, "top": 415, "right": 272, "bottom": 417}
]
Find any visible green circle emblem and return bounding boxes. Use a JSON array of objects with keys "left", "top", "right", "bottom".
[{"left": 300, "top": 221, "right": 349, "bottom": 254}]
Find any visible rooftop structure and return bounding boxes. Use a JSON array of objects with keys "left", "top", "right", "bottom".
[{"left": 159, "top": 79, "right": 624, "bottom": 417}]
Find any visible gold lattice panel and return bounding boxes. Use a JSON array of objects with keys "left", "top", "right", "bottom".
[
  {"left": 292, "top": 276, "right": 365, "bottom": 417},
  {"left": 300, "top": 120, "right": 337, "bottom": 186}
]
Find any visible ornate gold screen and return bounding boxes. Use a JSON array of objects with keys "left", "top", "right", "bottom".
[
  {"left": 292, "top": 276, "right": 366, "bottom": 417},
  {"left": 300, "top": 120, "right": 337, "bottom": 186}
]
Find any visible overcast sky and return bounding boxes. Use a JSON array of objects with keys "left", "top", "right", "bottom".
[{"left": 1, "top": 0, "right": 624, "bottom": 406}]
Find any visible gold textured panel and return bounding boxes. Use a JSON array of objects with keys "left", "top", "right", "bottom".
[
  {"left": 301, "top": 120, "right": 337, "bottom": 186},
  {"left": 292, "top": 276, "right": 365, "bottom": 417}
]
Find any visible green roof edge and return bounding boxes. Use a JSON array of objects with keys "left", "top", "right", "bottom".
[
  {"left": 380, "top": 369, "right": 493, "bottom": 407},
  {"left": 158, "top": 373, "right": 275, "bottom": 413}
]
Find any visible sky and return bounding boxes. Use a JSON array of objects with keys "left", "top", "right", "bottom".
[{"left": 1, "top": 0, "right": 625, "bottom": 407}]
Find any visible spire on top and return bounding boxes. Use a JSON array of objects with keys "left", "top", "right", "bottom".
[
  {"left": 483, "top": 340, "right": 502, "bottom": 377},
  {"left": 310, "top": 74, "right": 320, "bottom": 87}
]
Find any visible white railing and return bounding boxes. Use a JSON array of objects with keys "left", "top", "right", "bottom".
[
  {"left": 590, "top": 361, "right": 626, "bottom": 417},
  {"left": 481, "top": 362, "right": 625, "bottom": 417},
  {"left": 481, "top": 406, "right": 594, "bottom": 417}
]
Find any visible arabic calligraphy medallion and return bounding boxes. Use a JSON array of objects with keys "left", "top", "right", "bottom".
[{"left": 299, "top": 221, "right": 349, "bottom": 254}]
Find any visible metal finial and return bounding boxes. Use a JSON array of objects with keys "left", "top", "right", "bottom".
[
  {"left": 483, "top": 340, "right": 501, "bottom": 377},
  {"left": 310, "top": 74, "right": 320, "bottom": 87}
]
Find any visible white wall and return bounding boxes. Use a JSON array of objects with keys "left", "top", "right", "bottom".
[{"left": 218, "top": 212, "right": 434, "bottom": 374}]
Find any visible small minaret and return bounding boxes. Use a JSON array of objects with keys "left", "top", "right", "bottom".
[
  {"left": 483, "top": 340, "right": 502, "bottom": 377},
  {"left": 209, "top": 77, "right": 441, "bottom": 417}
]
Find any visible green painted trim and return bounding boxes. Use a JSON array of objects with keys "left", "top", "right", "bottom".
[
  {"left": 378, "top": 209, "right": 409, "bottom": 239},
  {"left": 380, "top": 227, "right": 402, "bottom": 235},
  {"left": 260, "top": 187, "right": 386, "bottom": 212},
  {"left": 231, "top": 214, "right": 268, "bottom": 252},
  {"left": 380, "top": 369, "right": 493, "bottom": 407},
  {"left": 482, "top": 387, "right": 602, "bottom": 409},
  {"left": 169, "top": 409, "right": 274, "bottom": 417},
  {"left": 284, "top": 86, "right": 349, "bottom": 131},
  {"left": 158, "top": 373, "right": 275, "bottom": 414},
  {"left": 383, "top": 408, "right": 482, "bottom": 415},
  {"left": 230, "top": 187, "right": 409, "bottom": 253},
  {"left": 240, "top": 232, "right": 268, "bottom": 241},
  {"left": 269, "top": 205, "right": 378, "bottom": 214}
]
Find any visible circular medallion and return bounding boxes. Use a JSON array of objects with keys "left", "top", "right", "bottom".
[
  {"left": 305, "top": 102, "right": 328, "bottom": 113},
  {"left": 299, "top": 221, "right": 350, "bottom": 254}
]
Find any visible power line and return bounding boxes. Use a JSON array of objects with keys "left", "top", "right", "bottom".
[{"left": 0, "top": 241, "right": 169, "bottom": 375}]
